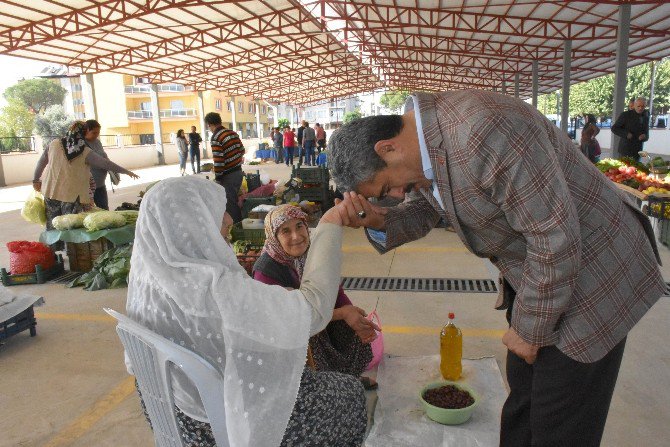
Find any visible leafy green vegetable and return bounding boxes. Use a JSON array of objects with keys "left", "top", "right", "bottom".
[
  {"left": 83, "top": 211, "right": 126, "bottom": 232},
  {"left": 596, "top": 158, "right": 625, "bottom": 173},
  {"left": 67, "top": 245, "right": 132, "bottom": 291}
]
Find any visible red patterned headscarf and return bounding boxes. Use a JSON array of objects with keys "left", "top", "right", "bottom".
[{"left": 262, "top": 205, "right": 310, "bottom": 280}]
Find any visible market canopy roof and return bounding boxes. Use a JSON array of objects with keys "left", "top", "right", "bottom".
[{"left": 0, "top": 0, "right": 669, "bottom": 105}]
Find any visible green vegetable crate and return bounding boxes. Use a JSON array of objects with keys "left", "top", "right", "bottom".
[
  {"left": 230, "top": 223, "right": 266, "bottom": 246},
  {"left": 1, "top": 254, "right": 65, "bottom": 286},
  {"left": 291, "top": 166, "right": 329, "bottom": 185}
]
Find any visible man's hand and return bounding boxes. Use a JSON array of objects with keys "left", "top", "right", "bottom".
[
  {"left": 502, "top": 328, "right": 540, "bottom": 364},
  {"left": 333, "top": 191, "right": 388, "bottom": 230},
  {"left": 125, "top": 170, "right": 140, "bottom": 179},
  {"left": 336, "top": 305, "right": 381, "bottom": 344},
  {"left": 639, "top": 133, "right": 646, "bottom": 141},
  {"left": 32, "top": 180, "right": 41, "bottom": 193}
]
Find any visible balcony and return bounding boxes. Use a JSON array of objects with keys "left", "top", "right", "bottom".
[
  {"left": 127, "top": 108, "right": 197, "bottom": 119},
  {"left": 124, "top": 84, "right": 195, "bottom": 94}
]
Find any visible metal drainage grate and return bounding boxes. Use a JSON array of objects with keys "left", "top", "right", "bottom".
[
  {"left": 341, "top": 277, "right": 498, "bottom": 293},
  {"left": 48, "top": 271, "right": 84, "bottom": 284}
]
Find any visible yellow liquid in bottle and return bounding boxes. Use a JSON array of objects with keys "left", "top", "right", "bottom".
[{"left": 440, "top": 320, "right": 462, "bottom": 381}]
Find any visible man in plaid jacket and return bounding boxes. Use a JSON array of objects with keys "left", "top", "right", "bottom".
[{"left": 328, "top": 90, "right": 666, "bottom": 446}]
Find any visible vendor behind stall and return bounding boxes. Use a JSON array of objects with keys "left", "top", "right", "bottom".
[{"left": 33, "top": 121, "right": 139, "bottom": 232}]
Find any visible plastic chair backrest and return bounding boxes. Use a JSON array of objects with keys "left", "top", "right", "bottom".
[{"left": 104, "top": 308, "right": 230, "bottom": 447}]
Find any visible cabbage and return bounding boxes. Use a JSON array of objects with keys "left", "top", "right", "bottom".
[
  {"left": 21, "top": 190, "right": 47, "bottom": 225},
  {"left": 52, "top": 214, "right": 85, "bottom": 230},
  {"left": 83, "top": 211, "right": 127, "bottom": 232},
  {"left": 116, "top": 210, "right": 139, "bottom": 226}
]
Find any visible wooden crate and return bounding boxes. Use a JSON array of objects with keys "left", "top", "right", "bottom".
[
  {"left": 1, "top": 254, "right": 64, "bottom": 286},
  {"left": 66, "top": 239, "right": 111, "bottom": 272}
]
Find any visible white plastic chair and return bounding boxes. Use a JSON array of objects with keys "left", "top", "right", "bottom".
[{"left": 104, "top": 308, "right": 230, "bottom": 447}]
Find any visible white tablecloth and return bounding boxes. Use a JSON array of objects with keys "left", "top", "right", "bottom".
[{"left": 366, "top": 355, "right": 507, "bottom": 447}]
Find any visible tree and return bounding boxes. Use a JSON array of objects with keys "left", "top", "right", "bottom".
[
  {"left": 34, "top": 104, "right": 73, "bottom": 143},
  {"left": 343, "top": 110, "right": 362, "bottom": 124},
  {"left": 0, "top": 99, "right": 35, "bottom": 151},
  {"left": 4, "top": 78, "right": 66, "bottom": 114},
  {"left": 277, "top": 118, "right": 290, "bottom": 129},
  {"left": 379, "top": 90, "right": 410, "bottom": 113}
]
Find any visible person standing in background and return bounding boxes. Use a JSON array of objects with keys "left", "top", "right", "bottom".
[
  {"left": 176, "top": 129, "right": 189, "bottom": 176},
  {"left": 297, "top": 121, "right": 306, "bottom": 166},
  {"left": 205, "top": 112, "right": 245, "bottom": 222},
  {"left": 612, "top": 97, "right": 649, "bottom": 160},
  {"left": 188, "top": 125, "right": 203, "bottom": 174},
  {"left": 315, "top": 123, "right": 327, "bottom": 155},
  {"left": 273, "top": 127, "right": 284, "bottom": 164},
  {"left": 302, "top": 121, "right": 317, "bottom": 166},
  {"left": 82, "top": 119, "right": 111, "bottom": 210},
  {"left": 284, "top": 126, "right": 296, "bottom": 166}
]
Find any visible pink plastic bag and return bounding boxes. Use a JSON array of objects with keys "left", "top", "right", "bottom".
[{"left": 365, "top": 310, "right": 384, "bottom": 371}]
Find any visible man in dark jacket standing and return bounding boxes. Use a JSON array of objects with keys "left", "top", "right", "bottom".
[
  {"left": 188, "top": 125, "right": 203, "bottom": 174},
  {"left": 612, "top": 97, "right": 649, "bottom": 160},
  {"left": 297, "top": 120, "right": 306, "bottom": 165}
]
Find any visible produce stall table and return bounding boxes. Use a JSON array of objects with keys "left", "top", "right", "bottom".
[
  {"left": 0, "top": 286, "right": 44, "bottom": 341},
  {"left": 40, "top": 225, "right": 135, "bottom": 272},
  {"left": 366, "top": 355, "right": 506, "bottom": 447},
  {"left": 254, "top": 149, "right": 278, "bottom": 160}
]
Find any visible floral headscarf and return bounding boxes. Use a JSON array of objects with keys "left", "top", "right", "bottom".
[
  {"left": 61, "top": 121, "right": 87, "bottom": 161},
  {"left": 262, "top": 205, "right": 310, "bottom": 279}
]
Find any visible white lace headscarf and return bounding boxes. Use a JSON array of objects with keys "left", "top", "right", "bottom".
[{"left": 126, "top": 176, "right": 312, "bottom": 447}]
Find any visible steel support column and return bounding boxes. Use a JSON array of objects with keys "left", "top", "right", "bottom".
[
  {"left": 561, "top": 40, "right": 572, "bottom": 135},
  {"left": 80, "top": 74, "right": 98, "bottom": 120},
  {"left": 532, "top": 60, "right": 539, "bottom": 108},
  {"left": 196, "top": 91, "right": 208, "bottom": 159},
  {"left": 611, "top": 4, "right": 631, "bottom": 157},
  {"left": 255, "top": 101, "right": 262, "bottom": 139},
  {"left": 230, "top": 97, "right": 237, "bottom": 132},
  {"left": 149, "top": 84, "right": 165, "bottom": 165},
  {"left": 502, "top": 80, "right": 507, "bottom": 95},
  {"left": 649, "top": 61, "right": 657, "bottom": 127},
  {"left": 514, "top": 73, "right": 520, "bottom": 99}
]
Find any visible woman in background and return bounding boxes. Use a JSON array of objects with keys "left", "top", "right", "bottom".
[{"left": 176, "top": 129, "right": 189, "bottom": 176}]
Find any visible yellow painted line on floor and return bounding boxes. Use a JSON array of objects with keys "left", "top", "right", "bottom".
[
  {"left": 43, "top": 376, "right": 136, "bottom": 447},
  {"left": 384, "top": 325, "right": 506, "bottom": 339},
  {"left": 36, "top": 312, "right": 116, "bottom": 323},
  {"left": 342, "top": 246, "right": 470, "bottom": 254}
]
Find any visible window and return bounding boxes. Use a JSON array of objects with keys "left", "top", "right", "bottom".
[
  {"left": 215, "top": 99, "right": 222, "bottom": 110},
  {"left": 249, "top": 103, "right": 255, "bottom": 114},
  {"left": 170, "top": 100, "right": 184, "bottom": 110},
  {"left": 238, "top": 102, "right": 244, "bottom": 113},
  {"left": 227, "top": 101, "right": 232, "bottom": 112},
  {"left": 140, "top": 101, "right": 152, "bottom": 111},
  {"left": 261, "top": 105, "right": 266, "bottom": 114}
]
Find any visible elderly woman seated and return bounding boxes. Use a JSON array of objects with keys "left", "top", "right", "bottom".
[
  {"left": 253, "top": 205, "right": 380, "bottom": 387},
  {"left": 126, "top": 177, "right": 367, "bottom": 447}
]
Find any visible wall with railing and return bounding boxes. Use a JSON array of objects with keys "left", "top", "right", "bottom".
[{"left": 0, "top": 135, "right": 267, "bottom": 187}]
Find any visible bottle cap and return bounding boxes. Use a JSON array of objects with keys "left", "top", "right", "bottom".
[{"left": 448, "top": 312, "right": 455, "bottom": 319}]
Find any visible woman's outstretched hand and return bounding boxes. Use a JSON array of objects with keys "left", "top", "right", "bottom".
[
  {"left": 321, "top": 192, "right": 387, "bottom": 229},
  {"left": 335, "top": 305, "right": 381, "bottom": 344}
]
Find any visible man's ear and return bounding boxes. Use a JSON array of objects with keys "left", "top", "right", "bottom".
[{"left": 373, "top": 139, "right": 397, "bottom": 160}]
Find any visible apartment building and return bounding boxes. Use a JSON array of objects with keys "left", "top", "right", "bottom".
[
  {"left": 302, "top": 96, "right": 361, "bottom": 130},
  {"left": 37, "top": 65, "right": 86, "bottom": 120}
]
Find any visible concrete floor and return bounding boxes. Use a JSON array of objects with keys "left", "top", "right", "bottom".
[{"left": 1, "top": 162, "right": 669, "bottom": 447}]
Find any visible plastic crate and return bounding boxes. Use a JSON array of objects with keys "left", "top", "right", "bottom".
[
  {"left": 291, "top": 166, "right": 329, "bottom": 185},
  {"left": 0, "top": 305, "right": 37, "bottom": 340},
  {"left": 236, "top": 252, "right": 261, "bottom": 276},
  {"left": 646, "top": 195, "right": 670, "bottom": 220},
  {"left": 230, "top": 222, "right": 266, "bottom": 245},
  {"left": 296, "top": 186, "right": 329, "bottom": 203},
  {"left": 1, "top": 254, "right": 65, "bottom": 286},
  {"left": 245, "top": 170, "right": 262, "bottom": 193},
  {"left": 661, "top": 220, "right": 670, "bottom": 246},
  {"left": 242, "top": 196, "right": 275, "bottom": 219}
]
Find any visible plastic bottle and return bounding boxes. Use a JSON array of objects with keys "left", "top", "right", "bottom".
[{"left": 440, "top": 312, "right": 463, "bottom": 380}]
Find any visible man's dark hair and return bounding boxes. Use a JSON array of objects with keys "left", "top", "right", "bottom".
[
  {"left": 84, "top": 119, "right": 101, "bottom": 131},
  {"left": 329, "top": 115, "right": 403, "bottom": 192},
  {"left": 204, "top": 112, "right": 222, "bottom": 126},
  {"left": 191, "top": 125, "right": 196, "bottom": 130}
]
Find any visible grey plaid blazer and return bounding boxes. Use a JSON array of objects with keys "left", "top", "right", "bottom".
[{"left": 373, "top": 90, "right": 665, "bottom": 363}]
